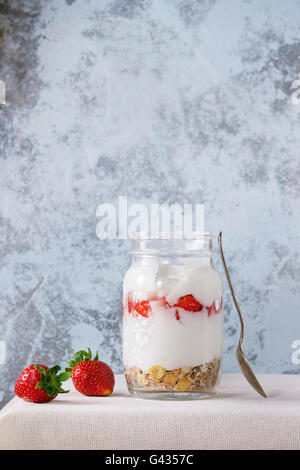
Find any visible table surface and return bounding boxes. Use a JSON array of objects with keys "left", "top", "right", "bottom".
[{"left": 1, "top": 373, "right": 300, "bottom": 450}]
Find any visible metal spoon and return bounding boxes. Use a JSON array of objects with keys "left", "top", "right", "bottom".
[{"left": 218, "top": 232, "right": 267, "bottom": 398}]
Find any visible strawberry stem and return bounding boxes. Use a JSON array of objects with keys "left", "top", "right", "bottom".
[
  {"left": 66, "top": 347, "right": 99, "bottom": 372},
  {"left": 32, "top": 364, "right": 71, "bottom": 397}
]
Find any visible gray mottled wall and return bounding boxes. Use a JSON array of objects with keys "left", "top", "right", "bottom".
[{"left": 0, "top": 0, "right": 300, "bottom": 407}]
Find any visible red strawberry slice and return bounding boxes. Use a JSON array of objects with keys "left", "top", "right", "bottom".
[
  {"left": 207, "top": 304, "right": 215, "bottom": 317},
  {"left": 127, "top": 293, "right": 134, "bottom": 313},
  {"left": 175, "top": 309, "right": 181, "bottom": 321},
  {"left": 134, "top": 300, "right": 151, "bottom": 318},
  {"left": 160, "top": 296, "right": 171, "bottom": 308},
  {"left": 175, "top": 294, "right": 203, "bottom": 312},
  {"left": 207, "top": 300, "right": 223, "bottom": 316}
]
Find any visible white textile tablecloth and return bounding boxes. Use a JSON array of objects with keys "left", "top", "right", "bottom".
[{"left": 0, "top": 374, "right": 299, "bottom": 450}]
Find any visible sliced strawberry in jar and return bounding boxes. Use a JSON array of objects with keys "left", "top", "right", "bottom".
[
  {"left": 175, "top": 309, "right": 181, "bottom": 321},
  {"left": 134, "top": 300, "right": 151, "bottom": 318},
  {"left": 127, "top": 293, "right": 134, "bottom": 313},
  {"left": 160, "top": 296, "right": 171, "bottom": 308},
  {"left": 207, "top": 304, "right": 215, "bottom": 317},
  {"left": 175, "top": 294, "right": 203, "bottom": 312},
  {"left": 207, "top": 300, "right": 222, "bottom": 316}
]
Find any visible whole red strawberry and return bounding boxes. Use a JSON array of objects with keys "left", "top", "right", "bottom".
[
  {"left": 14, "top": 364, "right": 70, "bottom": 403},
  {"left": 66, "top": 348, "right": 115, "bottom": 396}
]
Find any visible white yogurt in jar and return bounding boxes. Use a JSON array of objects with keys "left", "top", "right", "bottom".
[{"left": 123, "top": 261, "right": 223, "bottom": 371}]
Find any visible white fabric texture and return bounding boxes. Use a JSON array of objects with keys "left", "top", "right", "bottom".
[{"left": 0, "top": 374, "right": 299, "bottom": 450}]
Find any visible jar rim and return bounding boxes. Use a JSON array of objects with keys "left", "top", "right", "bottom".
[
  {"left": 129, "top": 231, "right": 218, "bottom": 257},
  {"left": 130, "top": 230, "right": 213, "bottom": 240}
]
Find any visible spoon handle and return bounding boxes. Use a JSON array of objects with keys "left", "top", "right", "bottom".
[{"left": 218, "top": 232, "right": 244, "bottom": 344}]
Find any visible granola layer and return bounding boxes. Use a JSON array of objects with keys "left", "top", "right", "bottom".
[{"left": 125, "top": 358, "right": 220, "bottom": 393}]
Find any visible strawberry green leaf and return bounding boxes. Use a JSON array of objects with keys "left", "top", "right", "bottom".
[
  {"left": 74, "top": 352, "right": 84, "bottom": 363},
  {"left": 87, "top": 348, "right": 92, "bottom": 361},
  {"left": 48, "top": 365, "right": 61, "bottom": 375},
  {"left": 32, "top": 364, "right": 69, "bottom": 398},
  {"left": 67, "top": 360, "right": 77, "bottom": 369},
  {"left": 66, "top": 348, "right": 99, "bottom": 372},
  {"left": 32, "top": 364, "right": 47, "bottom": 376},
  {"left": 79, "top": 349, "right": 90, "bottom": 359},
  {"left": 57, "top": 372, "right": 72, "bottom": 382}
]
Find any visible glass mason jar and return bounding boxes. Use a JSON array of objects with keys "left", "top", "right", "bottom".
[{"left": 123, "top": 233, "right": 223, "bottom": 400}]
